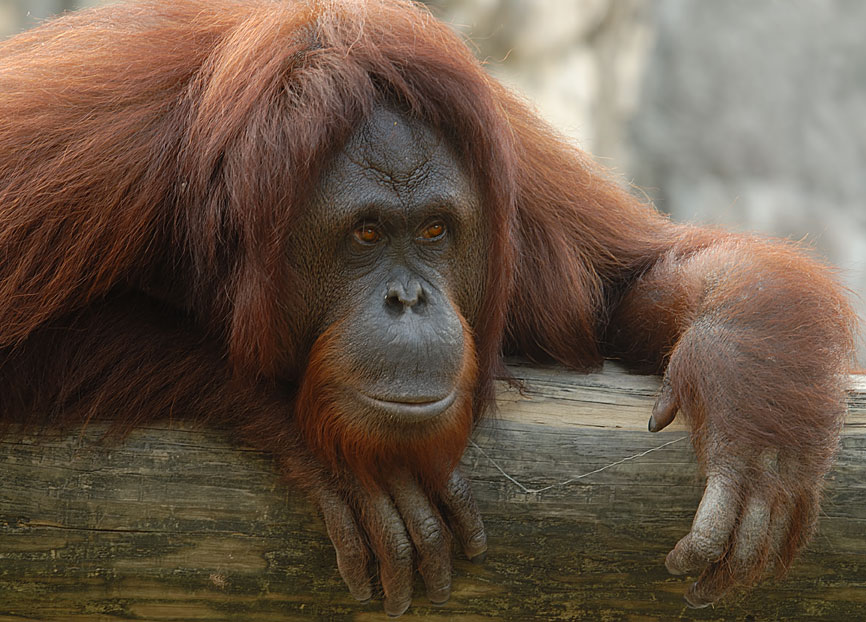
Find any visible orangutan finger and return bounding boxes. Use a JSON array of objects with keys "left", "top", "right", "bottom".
[
  {"left": 439, "top": 468, "right": 487, "bottom": 562},
  {"left": 666, "top": 475, "right": 740, "bottom": 575},
  {"left": 766, "top": 495, "right": 794, "bottom": 576},
  {"left": 728, "top": 491, "right": 773, "bottom": 582},
  {"left": 780, "top": 491, "right": 820, "bottom": 570},
  {"left": 317, "top": 489, "right": 372, "bottom": 602},
  {"left": 356, "top": 488, "right": 415, "bottom": 617},
  {"left": 685, "top": 561, "right": 734, "bottom": 609},
  {"left": 387, "top": 471, "right": 452, "bottom": 605},
  {"left": 649, "top": 378, "right": 678, "bottom": 432}
]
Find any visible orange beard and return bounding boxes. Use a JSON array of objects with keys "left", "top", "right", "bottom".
[{"left": 294, "top": 319, "right": 477, "bottom": 490}]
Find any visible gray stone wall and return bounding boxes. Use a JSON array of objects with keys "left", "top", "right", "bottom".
[
  {"left": 629, "top": 0, "right": 866, "bottom": 363},
  {"left": 426, "top": 0, "right": 652, "bottom": 165},
  {"left": 0, "top": 0, "right": 102, "bottom": 38}
]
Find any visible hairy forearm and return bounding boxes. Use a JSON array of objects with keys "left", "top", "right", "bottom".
[
  {"left": 605, "top": 232, "right": 855, "bottom": 448},
  {"left": 598, "top": 230, "right": 857, "bottom": 605},
  {"left": 606, "top": 233, "right": 854, "bottom": 372}
]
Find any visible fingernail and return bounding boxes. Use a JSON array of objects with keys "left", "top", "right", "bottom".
[
  {"left": 470, "top": 551, "right": 487, "bottom": 564},
  {"left": 684, "top": 583, "right": 713, "bottom": 609},
  {"left": 465, "top": 531, "right": 487, "bottom": 561},
  {"left": 385, "top": 599, "right": 412, "bottom": 618},
  {"left": 428, "top": 587, "right": 451, "bottom": 606},
  {"left": 648, "top": 415, "right": 658, "bottom": 433},
  {"left": 349, "top": 584, "right": 372, "bottom": 603},
  {"left": 664, "top": 552, "right": 684, "bottom": 575}
]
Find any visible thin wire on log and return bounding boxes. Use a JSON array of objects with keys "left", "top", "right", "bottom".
[{"left": 468, "top": 435, "right": 689, "bottom": 494}]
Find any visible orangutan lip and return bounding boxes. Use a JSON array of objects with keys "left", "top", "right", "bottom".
[{"left": 354, "top": 390, "right": 457, "bottom": 420}]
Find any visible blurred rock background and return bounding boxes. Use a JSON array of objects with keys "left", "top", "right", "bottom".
[
  {"left": 0, "top": 0, "right": 99, "bottom": 32},
  {"left": 3, "top": 0, "right": 864, "bottom": 363}
]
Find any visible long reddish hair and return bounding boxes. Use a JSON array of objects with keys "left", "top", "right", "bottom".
[
  {"left": 0, "top": 0, "right": 683, "bottom": 411},
  {"left": 0, "top": 0, "right": 520, "bottom": 404},
  {"left": 1, "top": 0, "right": 853, "bottom": 446}
]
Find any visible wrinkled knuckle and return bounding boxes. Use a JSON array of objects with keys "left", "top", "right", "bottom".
[
  {"left": 469, "top": 526, "right": 487, "bottom": 546},
  {"left": 759, "top": 448, "right": 780, "bottom": 473},
  {"left": 417, "top": 516, "right": 445, "bottom": 550},
  {"left": 449, "top": 477, "right": 472, "bottom": 505},
  {"left": 393, "top": 540, "right": 414, "bottom": 566},
  {"left": 690, "top": 532, "right": 727, "bottom": 562}
]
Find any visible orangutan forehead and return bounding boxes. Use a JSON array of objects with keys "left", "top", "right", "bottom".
[
  {"left": 309, "top": 105, "right": 478, "bottom": 223},
  {"left": 346, "top": 107, "right": 449, "bottom": 188}
]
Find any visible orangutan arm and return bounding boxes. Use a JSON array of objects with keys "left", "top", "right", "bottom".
[
  {"left": 600, "top": 233, "right": 855, "bottom": 606},
  {"left": 502, "top": 90, "right": 856, "bottom": 606}
]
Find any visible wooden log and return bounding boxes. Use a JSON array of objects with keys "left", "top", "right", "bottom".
[{"left": 0, "top": 363, "right": 864, "bottom": 621}]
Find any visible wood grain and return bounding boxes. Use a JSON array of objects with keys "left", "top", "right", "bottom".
[{"left": 0, "top": 363, "right": 863, "bottom": 621}]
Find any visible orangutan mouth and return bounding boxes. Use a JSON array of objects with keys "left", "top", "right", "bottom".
[{"left": 354, "top": 389, "right": 458, "bottom": 420}]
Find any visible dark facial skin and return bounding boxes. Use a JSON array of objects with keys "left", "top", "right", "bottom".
[{"left": 289, "top": 106, "right": 487, "bottom": 421}]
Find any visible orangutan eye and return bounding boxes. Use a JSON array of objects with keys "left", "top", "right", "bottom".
[
  {"left": 418, "top": 221, "right": 446, "bottom": 241},
  {"left": 353, "top": 224, "right": 382, "bottom": 245}
]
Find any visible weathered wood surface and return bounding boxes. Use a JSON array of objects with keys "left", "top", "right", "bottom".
[{"left": 0, "top": 364, "right": 864, "bottom": 621}]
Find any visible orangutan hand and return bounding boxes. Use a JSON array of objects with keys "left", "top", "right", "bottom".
[
  {"left": 312, "top": 468, "right": 487, "bottom": 617},
  {"left": 650, "top": 379, "right": 830, "bottom": 608}
]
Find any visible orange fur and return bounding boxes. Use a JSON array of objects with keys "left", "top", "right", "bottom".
[
  {"left": 0, "top": 1, "right": 857, "bottom": 599},
  {"left": 295, "top": 317, "right": 477, "bottom": 490}
]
